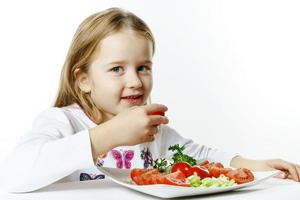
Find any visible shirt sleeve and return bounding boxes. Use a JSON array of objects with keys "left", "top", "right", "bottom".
[
  {"left": 0, "top": 108, "right": 95, "bottom": 193},
  {"left": 157, "top": 125, "right": 237, "bottom": 167}
]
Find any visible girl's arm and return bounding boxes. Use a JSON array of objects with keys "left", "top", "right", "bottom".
[
  {"left": 230, "top": 156, "right": 300, "bottom": 182},
  {"left": 0, "top": 108, "right": 95, "bottom": 193}
]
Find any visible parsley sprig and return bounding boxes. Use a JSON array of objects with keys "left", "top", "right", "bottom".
[
  {"left": 153, "top": 158, "right": 169, "bottom": 172},
  {"left": 153, "top": 144, "right": 197, "bottom": 172},
  {"left": 168, "top": 144, "right": 196, "bottom": 166}
]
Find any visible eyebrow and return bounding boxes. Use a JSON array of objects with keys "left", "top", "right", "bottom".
[{"left": 106, "top": 60, "right": 153, "bottom": 66}]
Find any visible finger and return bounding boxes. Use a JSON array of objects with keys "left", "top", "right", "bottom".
[
  {"left": 289, "top": 165, "right": 299, "bottom": 182},
  {"left": 274, "top": 171, "right": 288, "bottom": 179},
  {"left": 145, "top": 134, "right": 155, "bottom": 142},
  {"left": 278, "top": 161, "right": 299, "bottom": 182},
  {"left": 295, "top": 164, "right": 300, "bottom": 182},
  {"left": 143, "top": 103, "right": 168, "bottom": 114},
  {"left": 148, "top": 125, "right": 159, "bottom": 135},
  {"left": 148, "top": 115, "right": 169, "bottom": 125}
]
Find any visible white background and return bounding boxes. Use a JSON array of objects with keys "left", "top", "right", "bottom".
[{"left": 0, "top": 0, "right": 299, "bottom": 165}]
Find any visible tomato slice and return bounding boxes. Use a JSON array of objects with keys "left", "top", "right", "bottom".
[
  {"left": 131, "top": 169, "right": 149, "bottom": 180},
  {"left": 198, "top": 160, "right": 210, "bottom": 167},
  {"left": 151, "top": 174, "right": 166, "bottom": 184},
  {"left": 226, "top": 168, "right": 254, "bottom": 184},
  {"left": 131, "top": 169, "right": 160, "bottom": 185},
  {"left": 171, "top": 162, "right": 191, "bottom": 177},
  {"left": 131, "top": 168, "right": 190, "bottom": 186},
  {"left": 148, "top": 111, "right": 165, "bottom": 116},
  {"left": 209, "top": 167, "right": 232, "bottom": 178},
  {"left": 213, "top": 162, "right": 224, "bottom": 168},
  {"left": 164, "top": 171, "right": 190, "bottom": 187},
  {"left": 144, "top": 173, "right": 165, "bottom": 184},
  {"left": 186, "top": 166, "right": 210, "bottom": 179},
  {"left": 200, "top": 161, "right": 224, "bottom": 170}
]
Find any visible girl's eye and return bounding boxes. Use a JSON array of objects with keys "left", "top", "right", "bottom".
[
  {"left": 137, "top": 65, "right": 151, "bottom": 73},
  {"left": 110, "top": 66, "right": 124, "bottom": 73}
]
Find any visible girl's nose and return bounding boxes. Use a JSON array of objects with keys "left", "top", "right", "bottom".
[{"left": 125, "top": 71, "right": 142, "bottom": 88}]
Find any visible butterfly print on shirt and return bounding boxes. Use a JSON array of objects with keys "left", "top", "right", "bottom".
[
  {"left": 96, "top": 157, "right": 105, "bottom": 167},
  {"left": 111, "top": 149, "right": 134, "bottom": 169},
  {"left": 80, "top": 173, "right": 105, "bottom": 181},
  {"left": 140, "top": 147, "right": 153, "bottom": 169}
]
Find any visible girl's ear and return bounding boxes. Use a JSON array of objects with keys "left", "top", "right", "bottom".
[{"left": 74, "top": 68, "right": 92, "bottom": 93}]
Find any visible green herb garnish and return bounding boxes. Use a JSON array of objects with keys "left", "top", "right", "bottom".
[
  {"left": 153, "top": 158, "right": 169, "bottom": 172},
  {"left": 153, "top": 144, "right": 197, "bottom": 172},
  {"left": 168, "top": 144, "right": 197, "bottom": 166}
]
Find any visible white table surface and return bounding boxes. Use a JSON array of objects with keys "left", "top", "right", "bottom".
[{"left": 1, "top": 178, "right": 299, "bottom": 200}]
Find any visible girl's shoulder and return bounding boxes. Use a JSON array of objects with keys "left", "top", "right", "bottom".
[
  {"left": 33, "top": 104, "right": 82, "bottom": 126},
  {"left": 32, "top": 103, "right": 94, "bottom": 133}
]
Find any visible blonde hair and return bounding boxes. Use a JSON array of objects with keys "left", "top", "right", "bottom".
[{"left": 54, "top": 7, "right": 155, "bottom": 124}]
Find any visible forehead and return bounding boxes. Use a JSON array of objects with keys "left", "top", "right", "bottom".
[{"left": 93, "top": 30, "right": 153, "bottom": 65}]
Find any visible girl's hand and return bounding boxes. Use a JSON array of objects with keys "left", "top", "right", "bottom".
[
  {"left": 107, "top": 103, "right": 169, "bottom": 146},
  {"left": 231, "top": 156, "right": 300, "bottom": 182},
  {"left": 262, "top": 159, "right": 300, "bottom": 182},
  {"left": 89, "top": 103, "right": 168, "bottom": 159},
  {"left": 90, "top": 103, "right": 169, "bottom": 152}
]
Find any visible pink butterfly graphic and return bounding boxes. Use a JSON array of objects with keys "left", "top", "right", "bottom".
[{"left": 111, "top": 149, "right": 134, "bottom": 169}]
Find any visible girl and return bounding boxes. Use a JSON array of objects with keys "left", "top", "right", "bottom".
[{"left": 1, "top": 7, "right": 299, "bottom": 193}]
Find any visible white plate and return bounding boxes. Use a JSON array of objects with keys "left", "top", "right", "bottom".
[{"left": 97, "top": 166, "right": 281, "bottom": 198}]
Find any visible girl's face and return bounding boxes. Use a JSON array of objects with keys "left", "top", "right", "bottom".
[{"left": 81, "top": 30, "right": 153, "bottom": 121}]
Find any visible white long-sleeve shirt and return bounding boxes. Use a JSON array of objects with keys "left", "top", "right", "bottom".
[{"left": 0, "top": 104, "right": 236, "bottom": 193}]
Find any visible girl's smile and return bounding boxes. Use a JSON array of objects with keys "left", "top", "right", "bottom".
[{"left": 121, "top": 94, "right": 144, "bottom": 106}]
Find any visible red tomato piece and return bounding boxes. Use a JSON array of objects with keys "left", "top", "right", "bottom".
[
  {"left": 164, "top": 171, "right": 190, "bottom": 187},
  {"left": 198, "top": 160, "right": 210, "bottom": 167},
  {"left": 171, "top": 162, "right": 191, "bottom": 177},
  {"left": 152, "top": 174, "right": 166, "bottom": 184},
  {"left": 167, "top": 170, "right": 186, "bottom": 181},
  {"left": 131, "top": 169, "right": 159, "bottom": 185},
  {"left": 148, "top": 111, "right": 165, "bottom": 116},
  {"left": 201, "top": 162, "right": 224, "bottom": 170},
  {"left": 209, "top": 167, "right": 232, "bottom": 178},
  {"left": 226, "top": 168, "right": 254, "bottom": 184},
  {"left": 131, "top": 168, "right": 190, "bottom": 186},
  {"left": 131, "top": 168, "right": 149, "bottom": 180},
  {"left": 186, "top": 166, "right": 210, "bottom": 179}
]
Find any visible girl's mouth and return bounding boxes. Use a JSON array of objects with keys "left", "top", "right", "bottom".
[{"left": 121, "top": 95, "right": 143, "bottom": 105}]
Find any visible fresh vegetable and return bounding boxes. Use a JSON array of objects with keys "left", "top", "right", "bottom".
[
  {"left": 164, "top": 171, "right": 190, "bottom": 187},
  {"left": 187, "top": 174, "right": 236, "bottom": 188},
  {"left": 148, "top": 111, "right": 165, "bottom": 116},
  {"left": 131, "top": 168, "right": 189, "bottom": 186},
  {"left": 153, "top": 144, "right": 196, "bottom": 172},
  {"left": 198, "top": 160, "right": 210, "bottom": 167},
  {"left": 200, "top": 161, "right": 224, "bottom": 169},
  {"left": 153, "top": 158, "right": 169, "bottom": 173},
  {"left": 186, "top": 166, "right": 210, "bottom": 179},
  {"left": 131, "top": 144, "right": 255, "bottom": 187},
  {"left": 131, "top": 169, "right": 160, "bottom": 185},
  {"left": 209, "top": 167, "right": 232, "bottom": 178},
  {"left": 171, "top": 161, "right": 191, "bottom": 177},
  {"left": 168, "top": 144, "right": 197, "bottom": 166},
  {"left": 200, "top": 175, "right": 236, "bottom": 187},
  {"left": 226, "top": 168, "right": 254, "bottom": 184},
  {"left": 187, "top": 175, "right": 202, "bottom": 187}
]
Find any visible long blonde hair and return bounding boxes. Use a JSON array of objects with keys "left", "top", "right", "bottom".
[{"left": 54, "top": 7, "right": 155, "bottom": 124}]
